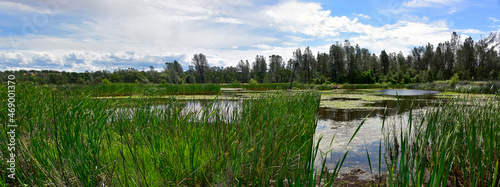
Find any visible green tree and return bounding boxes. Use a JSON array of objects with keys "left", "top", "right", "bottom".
[
  {"left": 380, "top": 50, "right": 389, "bottom": 75},
  {"left": 192, "top": 53, "right": 209, "bottom": 83},
  {"left": 290, "top": 48, "right": 302, "bottom": 89},
  {"left": 237, "top": 60, "right": 250, "bottom": 83},
  {"left": 268, "top": 55, "right": 284, "bottom": 83},
  {"left": 252, "top": 55, "right": 267, "bottom": 83}
]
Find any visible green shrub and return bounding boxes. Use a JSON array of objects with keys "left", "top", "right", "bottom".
[
  {"left": 449, "top": 73, "right": 459, "bottom": 88},
  {"left": 102, "top": 78, "right": 111, "bottom": 84},
  {"left": 249, "top": 78, "right": 258, "bottom": 85}
]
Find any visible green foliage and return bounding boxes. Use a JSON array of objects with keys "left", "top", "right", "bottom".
[
  {"left": 449, "top": 73, "right": 459, "bottom": 87},
  {"left": 102, "top": 78, "right": 111, "bottom": 84},
  {"left": 383, "top": 97, "right": 500, "bottom": 186},
  {"left": 0, "top": 84, "right": 330, "bottom": 186},
  {"left": 249, "top": 78, "right": 258, "bottom": 85}
]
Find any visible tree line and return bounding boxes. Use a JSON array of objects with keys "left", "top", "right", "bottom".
[{"left": 2, "top": 32, "right": 499, "bottom": 85}]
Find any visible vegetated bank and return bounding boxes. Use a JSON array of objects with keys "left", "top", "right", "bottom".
[
  {"left": 0, "top": 83, "right": 353, "bottom": 186},
  {"left": 381, "top": 96, "right": 500, "bottom": 186}
]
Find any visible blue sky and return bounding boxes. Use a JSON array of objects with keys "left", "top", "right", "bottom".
[{"left": 0, "top": 0, "right": 499, "bottom": 72}]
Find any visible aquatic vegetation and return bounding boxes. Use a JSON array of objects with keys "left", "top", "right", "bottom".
[
  {"left": 381, "top": 96, "right": 500, "bottom": 186},
  {"left": 0, "top": 83, "right": 348, "bottom": 186}
]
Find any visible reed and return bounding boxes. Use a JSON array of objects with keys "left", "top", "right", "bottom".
[
  {"left": 382, "top": 96, "right": 500, "bottom": 186},
  {"left": 1, "top": 83, "right": 351, "bottom": 186}
]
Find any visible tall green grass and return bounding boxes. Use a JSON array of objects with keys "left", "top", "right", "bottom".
[
  {"left": 1, "top": 83, "right": 350, "bottom": 186},
  {"left": 382, "top": 96, "right": 500, "bottom": 186},
  {"left": 44, "top": 83, "right": 222, "bottom": 97}
]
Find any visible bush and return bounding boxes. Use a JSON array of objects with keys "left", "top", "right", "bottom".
[
  {"left": 449, "top": 73, "right": 459, "bottom": 88},
  {"left": 102, "top": 78, "right": 111, "bottom": 84},
  {"left": 249, "top": 78, "right": 258, "bottom": 85}
]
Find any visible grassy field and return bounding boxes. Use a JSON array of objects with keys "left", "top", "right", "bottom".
[{"left": 0, "top": 83, "right": 353, "bottom": 186}]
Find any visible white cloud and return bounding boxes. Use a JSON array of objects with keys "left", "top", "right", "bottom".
[
  {"left": 252, "top": 44, "right": 273, "bottom": 50},
  {"left": 215, "top": 17, "right": 243, "bottom": 24},
  {"left": 489, "top": 17, "right": 500, "bottom": 22},
  {"left": 350, "top": 20, "right": 452, "bottom": 54},
  {"left": 0, "top": 1, "right": 57, "bottom": 14},
  {"left": 282, "top": 42, "right": 298, "bottom": 46},
  {"left": 448, "top": 7, "right": 457, "bottom": 14},
  {"left": 456, "top": 29, "right": 484, "bottom": 34},
  {"left": 352, "top": 13, "right": 371, "bottom": 19},
  {"left": 285, "top": 36, "right": 313, "bottom": 42},
  {"left": 0, "top": 0, "right": 492, "bottom": 72},
  {"left": 264, "top": 1, "right": 375, "bottom": 37},
  {"left": 403, "top": 0, "right": 461, "bottom": 8}
]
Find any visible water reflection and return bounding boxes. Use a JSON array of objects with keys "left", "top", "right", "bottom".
[
  {"left": 378, "top": 89, "right": 440, "bottom": 96},
  {"left": 315, "top": 96, "right": 444, "bottom": 174}
]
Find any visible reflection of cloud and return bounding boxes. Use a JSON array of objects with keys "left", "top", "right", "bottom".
[{"left": 314, "top": 108, "right": 427, "bottom": 172}]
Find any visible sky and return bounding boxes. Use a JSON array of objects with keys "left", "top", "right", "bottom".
[{"left": 0, "top": 0, "right": 499, "bottom": 72}]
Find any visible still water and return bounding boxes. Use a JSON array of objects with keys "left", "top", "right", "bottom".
[{"left": 315, "top": 89, "right": 443, "bottom": 174}]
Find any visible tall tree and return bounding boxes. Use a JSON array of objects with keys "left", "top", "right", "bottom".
[
  {"left": 380, "top": 50, "right": 389, "bottom": 75},
  {"left": 290, "top": 48, "right": 302, "bottom": 89},
  {"left": 302, "top": 47, "right": 314, "bottom": 83},
  {"left": 317, "top": 52, "right": 330, "bottom": 80},
  {"left": 443, "top": 41, "right": 455, "bottom": 79},
  {"left": 457, "top": 37, "right": 476, "bottom": 79},
  {"left": 329, "top": 43, "right": 345, "bottom": 82},
  {"left": 165, "top": 60, "right": 184, "bottom": 84},
  {"left": 192, "top": 53, "right": 209, "bottom": 83},
  {"left": 252, "top": 55, "right": 267, "bottom": 83},
  {"left": 269, "top": 55, "right": 284, "bottom": 83},
  {"left": 237, "top": 60, "right": 250, "bottom": 83}
]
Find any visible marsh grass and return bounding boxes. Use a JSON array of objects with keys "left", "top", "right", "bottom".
[
  {"left": 50, "top": 83, "right": 222, "bottom": 97},
  {"left": 382, "top": 96, "right": 500, "bottom": 186},
  {"left": 1, "top": 83, "right": 356, "bottom": 186}
]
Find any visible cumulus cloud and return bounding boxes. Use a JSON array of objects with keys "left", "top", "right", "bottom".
[
  {"left": 0, "top": 0, "right": 492, "bottom": 71},
  {"left": 350, "top": 20, "right": 452, "bottom": 54},
  {"left": 263, "top": 1, "right": 375, "bottom": 37},
  {"left": 0, "top": 50, "right": 184, "bottom": 72}
]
